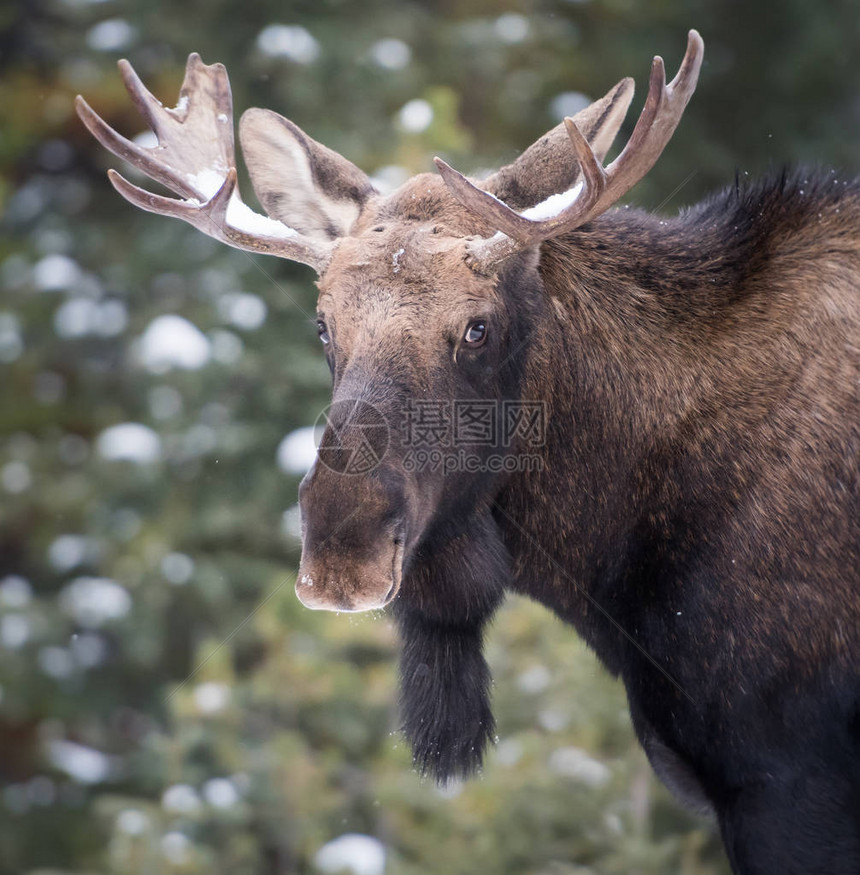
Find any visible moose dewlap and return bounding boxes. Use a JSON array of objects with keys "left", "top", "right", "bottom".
[{"left": 78, "top": 30, "right": 860, "bottom": 875}]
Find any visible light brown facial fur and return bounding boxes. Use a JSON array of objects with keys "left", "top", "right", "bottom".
[{"left": 296, "top": 176, "right": 511, "bottom": 611}]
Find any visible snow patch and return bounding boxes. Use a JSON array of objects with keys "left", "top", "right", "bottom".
[
  {"left": 188, "top": 168, "right": 228, "bottom": 199},
  {"left": 162, "top": 552, "right": 194, "bottom": 585},
  {"left": 0, "top": 615, "right": 30, "bottom": 649},
  {"left": 550, "top": 91, "right": 592, "bottom": 122},
  {"left": 86, "top": 19, "right": 136, "bottom": 52},
  {"left": 0, "top": 312, "right": 23, "bottom": 362},
  {"left": 117, "top": 809, "right": 149, "bottom": 835},
  {"left": 133, "top": 130, "right": 158, "bottom": 149},
  {"left": 548, "top": 746, "right": 611, "bottom": 787},
  {"left": 277, "top": 427, "right": 319, "bottom": 474},
  {"left": 209, "top": 329, "right": 244, "bottom": 364},
  {"left": 162, "top": 784, "right": 201, "bottom": 814},
  {"left": 226, "top": 196, "right": 298, "bottom": 238},
  {"left": 203, "top": 777, "right": 240, "bottom": 808},
  {"left": 495, "top": 13, "right": 529, "bottom": 43},
  {"left": 39, "top": 646, "right": 75, "bottom": 679},
  {"left": 281, "top": 505, "right": 302, "bottom": 541},
  {"left": 70, "top": 633, "right": 107, "bottom": 668},
  {"left": 97, "top": 423, "right": 162, "bottom": 463},
  {"left": 149, "top": 385, "right": 183, "bottom": 420},
  {"left": 194, "top": 681, "right": 230, "bottom": 714},
  {"left": 0, "top": 576, "right": 31, "bottom": 608},
  {"left": 2, "top": 461, "right": 31, "bottom": 493},
  {"left": 161, "top": 832, "right": 191, "bottom": 865},
  {"left": 398, "top": 99, "right": 433, "bottom": 133},
  {"left": 371, "top": 39, "right": 411, "bottom": 70},
  {"left": 54, "top": 296, "right": 127, "bottom": 339},
  {"left": 48, "top": 740, "right": 112, "bottom": 784},
  {"left": 59, "top": 576, "right": 132, "bottom": 627},
  {"left": 138, "top": 314, "right": 211, "bottom": 372},
  {"left": 516, "top": 664, "right": 551, "bottom": 694},
  {"left": 314, "top": 834, "right": 386, "bottom": 875},
  {"left": 495, "top": 738, "right": 523, "bottom": 766},
  {"left": 257, "top": 24, "right": 320, "bottom": 64},
  {"left": 217, "top": 291, "right": 268, "bottom": 330},
  {"left": 521, "top": 182, "right": 584, "bottom": 221},
  {"left": 370, "top": 165, "right": 409, "bottom": 195},
  {"left": 33, "top": 254, "right": 82, "bottom": 291},
  {"left": 48, "top": 534, "right": 97, "bottom": 572}
]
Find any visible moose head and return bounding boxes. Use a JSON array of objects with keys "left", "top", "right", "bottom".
[{"left": 76, "top": 31, "right": 702, "bottom": 612}]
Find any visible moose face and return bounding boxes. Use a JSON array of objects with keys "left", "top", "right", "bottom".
[{"left": 296, "top": 178, "right": 521, "bottom": 611}]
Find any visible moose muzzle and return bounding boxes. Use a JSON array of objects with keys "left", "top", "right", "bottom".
[{"left": 296, "top": 459, "right": 406, "bottom": 613}]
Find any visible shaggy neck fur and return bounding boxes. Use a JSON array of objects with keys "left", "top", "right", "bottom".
[{"left": 501, "top": 170, "right": 860, "bottom": 707}]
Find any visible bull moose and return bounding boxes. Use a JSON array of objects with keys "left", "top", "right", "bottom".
[{"left": 77, "top": 31, "right": 859, "bottom": 874}]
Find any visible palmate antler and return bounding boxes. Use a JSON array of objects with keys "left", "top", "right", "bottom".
[
  {"left": 75, "top": 54, "right": 333, "bottom": 272},
  {"left": 435, "top": 30, "right": 705, "bottom": 273},
  {"left": 79, "top": 36, "right": 703, "bottom": 277}
]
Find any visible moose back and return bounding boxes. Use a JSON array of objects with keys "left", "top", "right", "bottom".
[{"left": 78, "top": 31, "right": 860, "bottom": 874}]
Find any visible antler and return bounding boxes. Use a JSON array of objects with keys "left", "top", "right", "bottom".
[
  {"left": 436, "top": 30, "right": 705, "bottom": 273},
  {"left": 75, "top": 54, "right": 332, "bottom": 272}
]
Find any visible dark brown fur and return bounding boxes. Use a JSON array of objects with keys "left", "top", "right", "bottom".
[{"left": 300, "top": 169, "right": 860, "bottom": 874}]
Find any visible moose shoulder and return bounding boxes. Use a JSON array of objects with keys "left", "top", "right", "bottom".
[{"left": 78, "top": 31, "right": 860, "bottom": 875}]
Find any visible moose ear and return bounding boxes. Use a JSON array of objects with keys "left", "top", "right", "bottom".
[
  {"left": 484, "top": 77, "right": 634, "bottom": 210},
  {"left": 239, "top": 108, "right": 376, "bottom": 241}
]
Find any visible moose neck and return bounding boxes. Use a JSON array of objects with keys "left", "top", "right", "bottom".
[{"left": 496, "top": 193, "right": 810, "bottom": 671}]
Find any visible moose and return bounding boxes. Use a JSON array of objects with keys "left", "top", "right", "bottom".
[{"left": 77, "top": 31, "right": 859, "bottom": 874}]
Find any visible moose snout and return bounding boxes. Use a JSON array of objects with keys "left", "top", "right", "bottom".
[
  {"left": 296, "top": 536, "right": 404, "bottom": 612},
  {"left": 297, "top": 461, "right": 407, "bottom": 612}
]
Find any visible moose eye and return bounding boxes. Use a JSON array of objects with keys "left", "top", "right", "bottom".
[
  {"left": 463, "top": 321, "right": 487, "bottom": 347},
  {"left": 317, "top": 320, "right": 330, "bottom": 345}
]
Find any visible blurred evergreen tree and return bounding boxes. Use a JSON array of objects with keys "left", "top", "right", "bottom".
[{"left": 1, "top": 0, "right": 856, "bottom": 872}]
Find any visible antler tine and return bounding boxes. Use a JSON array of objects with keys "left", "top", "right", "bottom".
[
  {"left": 595, "top": 29, "right": 704, "bottom": 213},
  {"left": 434, "top": 115, "right": 607, "bottom": 247},
  {"left": 116, "top": 57, "right": 171, "bottom": 135},
  {"left": 76, "top": 54, "right": 333, "bottom": 273},
  {"left": 75, "top": 94, "right": 198, "bottom": 200},
  {"left": 106, "top": 168, "right": 330, "bottom": 269},
  {"left": 439, "top": 30, "right": 704, "bottom": 273},
  {"left": 107, "top": 166, "right": 237, "bottom": 229},
  {"left": 434, "top": 158, "right": 541, "bottom": 242}
]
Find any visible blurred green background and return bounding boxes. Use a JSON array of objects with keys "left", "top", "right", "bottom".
[{"left": 0, "top": 1, "right": 857, "bottom": 872}]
